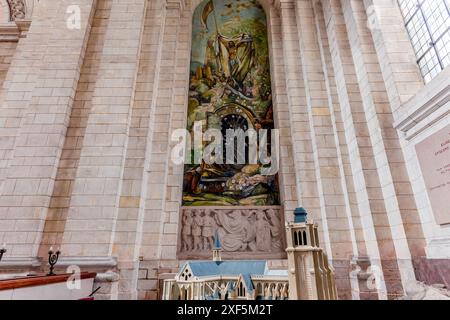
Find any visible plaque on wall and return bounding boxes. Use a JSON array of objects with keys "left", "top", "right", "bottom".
[{"left": 415, "top": 124, "right": 450, "bottom": 225}]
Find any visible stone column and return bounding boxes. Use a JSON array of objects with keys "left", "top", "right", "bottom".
[
  {"left": 267, "top": 3, "right": 301, "bottom": 217},
  {"left": 278, "top": 0, "right": 326, "bottom": 244},
  {"left": 321, "top": 0, "right": 405, "bottom": 299},
  {"left": 341, "top": 0, "right": 425, "bottom": 294},
  {"left": 61, "top": 0, "right": 146, "bottom": 261},
  {"left": 136, "top": 0, "right": 185, "bottom": 299},
  {"left": 363, "top": 0, "right": 424, "bottom": 118},
  {"left": 0, "top": 0, "right": 97, "bottom": 265},
  {"left": 295, "top": 0, "right": 356, "bottom": 299},
  {"left": 110, "top": 0, "right": 167, "bottom": 301}
]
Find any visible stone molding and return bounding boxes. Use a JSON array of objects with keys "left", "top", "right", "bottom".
[
  {"left": 57, "top": 256, "right": 118, "bottom": 269},
  {"left": 394, "top": 68, "right": 450, "bottom": 140},
  {"left": 0, "top": 257, "right": 41, "bottom": 269}
]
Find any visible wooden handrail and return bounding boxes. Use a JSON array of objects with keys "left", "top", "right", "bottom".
[{"left": 0, "top": 272, "right": 96, "bottom": 291}]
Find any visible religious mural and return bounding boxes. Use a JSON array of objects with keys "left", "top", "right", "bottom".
[{"left": 183, "top": 0, "right": 280, "bottom": 206}]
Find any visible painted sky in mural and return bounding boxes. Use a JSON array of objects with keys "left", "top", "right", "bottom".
[{"left": 183, "top": 0, "right": 279, "bottom": 206}]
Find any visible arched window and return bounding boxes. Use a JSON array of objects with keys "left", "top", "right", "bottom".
[
  {"left": 398, "top": 0, "right": 450, "bottom": 82},
  {"left": 182, "top": 0, "right": 279, "bottom": 207},
  {"left": 238, "top": 281, "right": 246, "bottom": 297}
]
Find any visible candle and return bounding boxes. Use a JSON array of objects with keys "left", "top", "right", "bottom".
[{"left": 49, "top": 246, "right": 53, "bottom": 253}]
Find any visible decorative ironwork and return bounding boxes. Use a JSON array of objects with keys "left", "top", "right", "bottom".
[{"left": 47, "top": 247, "right": 61, "bottom": 276}]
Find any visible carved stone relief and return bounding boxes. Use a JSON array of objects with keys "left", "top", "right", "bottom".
[
  {"left": 7, "top": 0, "right": 27, "bottom": 21},
  {"left": 178, "top": 206, "right": 286, "bottom": 259}
]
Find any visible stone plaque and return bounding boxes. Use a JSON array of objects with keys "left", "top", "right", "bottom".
[
  {"left": 178, "top": 206, "right": 286, "bottom": 260},
  {"left": 416, "top": 124, "right": 450, "bottom": 225}
]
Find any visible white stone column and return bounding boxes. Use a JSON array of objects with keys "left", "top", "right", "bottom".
[
  {"left": 363, "top": 0, "right": 424, "bottom": 119},
  {"left": 138, "top": 0, "right": 185, "bottom": 262},
  {"left": 278, "top": 0, "right": 325, "bottom": 241},
  {"left": 296, "top": 0, "right": 356, "bottom": 258},
  {"left": 61, "top": 0, "right": 147, "bottom": 259},
  {"left": 312, "top": 0, "right": 369, "bottom": 261},
  {"left": 321, "top": 0, "right": 407, "bottom": 299},
  {"left": 341, "top": 0, "right": 424, "bottom": 293},
  {"left": 267, "top": 3, "right": 301, "bottom": 216},
  {"left": 0, "top": 0, "right": 97, "bottom": 262}
]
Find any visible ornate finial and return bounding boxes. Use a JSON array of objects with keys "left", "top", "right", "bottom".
[{"left": 294, "top": 207, "right": 307, "bottom": 223}]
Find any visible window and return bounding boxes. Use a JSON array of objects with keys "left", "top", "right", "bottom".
[{"left": 398, "top": 0, "right": 450, "bottom": 82}]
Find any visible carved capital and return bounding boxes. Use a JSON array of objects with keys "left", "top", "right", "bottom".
[{"left": 7, "top": 0, "right": 27, "bottom": 21}]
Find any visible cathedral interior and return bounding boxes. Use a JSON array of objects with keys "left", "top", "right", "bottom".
[{"left": 0, "top": 0, "right": 449, "bottom": 300}]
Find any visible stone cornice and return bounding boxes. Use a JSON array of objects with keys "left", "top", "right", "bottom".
[
  {"left": 0, "top": 23, "right": 20, "bottom": 41},
  {"left": 57, "top": 256, "right": 118, "bottom": 269},
  {"left": 0, "top": 257, "right": 42, "bottom": 269},
  {"left": 0, "top": 20, "right": 31, "bottom": 41},
  {"left": 394, "top": 68, "right": 450, "bottom": 141}
]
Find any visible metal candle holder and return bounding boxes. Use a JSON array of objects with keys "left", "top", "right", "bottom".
[{"left": 47, "top": 248, "right": 61, "bottom": 276}]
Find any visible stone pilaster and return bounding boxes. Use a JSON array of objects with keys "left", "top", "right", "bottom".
[
  {"left": 61, "top": 0, "right": 147, "bottom": 259},
  {"left": 363, "top": 0, "right": 424, "bottom": 119},
  {"left": 341, "top": 0, "right": 425, "bottom": 292},
  {"left": 134, "top": 0, "right": 185, "bottom": 299},
  {"left": 0, "top": 0, "right": 97, "bottom": 261},
  {"left": 266, "top": 3, "right": 300, "bottom": 222},
  {"left": 295, "top": 0, "right": 356, "bottom": 299},
  {"left": 321, "top": 0, "right": 404, "bottom": 299},
  {"left": 278, "top": 0, "right": 326, "bottom": 243}
]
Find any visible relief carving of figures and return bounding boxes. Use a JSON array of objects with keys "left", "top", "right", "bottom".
[
  {"left": 192, "top": 210, "right": 204, "bottom": 251},
  {"left": 202, "top": 210, "right": 216, "bottom": 250},
  {"left": 255, "top": 211, "right": 271, "bottom": 251},
  {"left": 215, "top": 210, "right": 249, "bottom": 252},
  {"left": 181, "top": 210, "right": 193, "bottom": 251},
  {"left": 180, "top": 207, "right": 284, "bottom": 255},
  {"left": 267, "top": 208, "right": 282, "bottom": 250}
]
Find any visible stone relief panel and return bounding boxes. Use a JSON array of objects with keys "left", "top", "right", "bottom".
[
  {"left": 6, "top": 0, "right": 27, "bottom": 20},
  {"left": 178, "top": 206, "right": 286, "bottom": 259}
]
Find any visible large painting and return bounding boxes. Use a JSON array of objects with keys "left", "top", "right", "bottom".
[{"left": 183, "top": 0, "right": 279, "bottom": 206}]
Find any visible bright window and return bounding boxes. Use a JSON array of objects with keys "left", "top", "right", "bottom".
[{"left": 398, "top": 0, "right": 450, "bottom": 82}]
